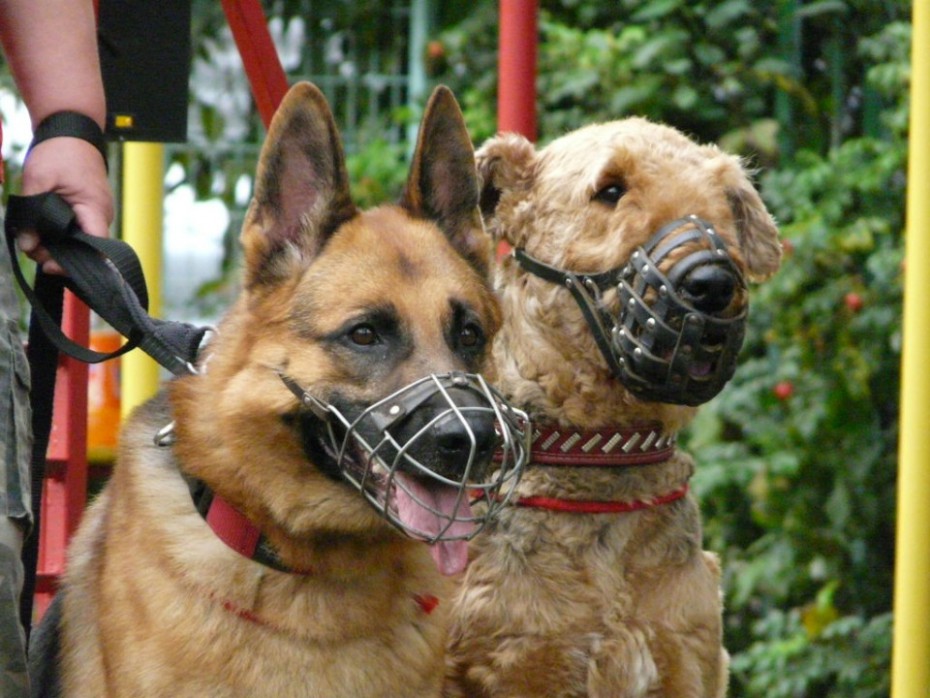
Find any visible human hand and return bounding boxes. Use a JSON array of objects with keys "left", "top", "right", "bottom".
[{"left": 16, "top": 136, "right": 114, "bottom": 274}]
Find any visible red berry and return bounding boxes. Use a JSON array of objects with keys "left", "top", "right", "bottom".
[
  {"left": 773, "top": 381, "right": 794, "bottom": 401},
  {"left": 844, "top": 292, "right": 863, "bottom": 313},
  {"left": 427, "top": 40, "right": 445, "bottom": 60}
]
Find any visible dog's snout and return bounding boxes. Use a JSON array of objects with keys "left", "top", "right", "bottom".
[
  {"left": 681, "top": 265, "right": 737, "bottom": 314},
  {"left": 430, "top": 389, "right": 497, "bottom": 478},
  {"left": 386, "top": 387, "right": 499, "bottom": 480},
  {"left": 434, "top": 411, "right": 497, "bottom": 461}
]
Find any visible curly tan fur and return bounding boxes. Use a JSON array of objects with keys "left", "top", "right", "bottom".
[{"left": 446, "top": 119, "right": 781, "bottom": 697}]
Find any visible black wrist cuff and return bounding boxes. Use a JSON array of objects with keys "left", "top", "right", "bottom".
[{"left": 28, "top": 111, "right": 109, "bottom": 171}]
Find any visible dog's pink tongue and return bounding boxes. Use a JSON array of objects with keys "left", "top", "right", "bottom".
[{"left": 393, "top": 474, "right": 474, "bottom": 576}]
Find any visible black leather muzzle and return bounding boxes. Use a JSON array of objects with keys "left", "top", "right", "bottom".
[{"left": 514, "top": 215, "right": 747, "bottom": 406}]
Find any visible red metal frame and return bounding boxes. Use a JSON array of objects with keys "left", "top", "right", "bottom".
[
  {"left": 33, "top": 294, "right": 89, "bottom": 619},
  {"left": 221, "top": 0, "right": 289, "bottom": 129},
  {"left": 496, "top": 0, "right": 538, "bottom": 258}
]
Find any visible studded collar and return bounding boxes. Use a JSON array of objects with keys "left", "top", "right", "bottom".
[{"left": 524, "top": 422, "right": 676, "bottom": 467}]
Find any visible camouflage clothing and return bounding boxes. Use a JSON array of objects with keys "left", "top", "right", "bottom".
[
  {"left": 1, "top": 237, "right": 32, "bottom": 523},
  {"left": 1, "top": 215, "right": 32, "bottom": 698},
  {"left": 1, "top": 531, "right": 28, "bottom": 696}
]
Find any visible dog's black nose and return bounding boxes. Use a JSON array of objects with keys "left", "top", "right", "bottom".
[
  {"left": 434, "top": 411, "right": 497, "bottom": 467},
  {"left": 390, "top": 387, "right": 499, "bottom": 480},
  {"left": 429, "top": 386, "right": 498, "bottom": 479},
  {"left": 681, "top": 265, "right": 737, "bottom": 314}
]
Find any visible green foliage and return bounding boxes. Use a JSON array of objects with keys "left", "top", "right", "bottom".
[
  {"left": 345, "top": 138, "right": 410, "bottom": 208},
  {"left": 688, "top": 127, "right": 904, "bottom": 694},
  {"left": 683, "top": 17, "right": 908, "bottom": 695},
  {"left": 436, "top": 0, "right": 908, "bottom": 160},
  {"left": 534, "top": 6, "right": 778, "bottom": 145},
  {"left": 732, "top": 610, "right": 892, "bottom": 697},
  {"left": 436, "top": 0, "right": 788, "bottom": 148},
  {"left": 426, "top": 2, "right": 500, "bottom": 144}
]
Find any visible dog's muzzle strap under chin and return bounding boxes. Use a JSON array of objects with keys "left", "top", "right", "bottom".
[{"left": 512, "top": 248, "right": 621, "bottom": 379}]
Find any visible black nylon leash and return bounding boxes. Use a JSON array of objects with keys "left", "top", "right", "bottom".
[
  {"left": 6, "top": 191, "right": 209, "bottom": 637},
  {"left": 5, "top": 192, "right": 209, "bottom": 376}
]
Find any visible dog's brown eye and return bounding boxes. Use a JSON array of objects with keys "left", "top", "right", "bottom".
[
  {"left": 593, "top": 183, "right": 625, "bottom": 205},
  {"left": 459, "top": 324, "right": 482, "bottom": 348},
  {"left": 349, "top": 325, "right": 378, "bottom": 346}
]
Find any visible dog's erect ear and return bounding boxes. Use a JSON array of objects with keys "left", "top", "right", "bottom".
[
  {"left": 400, "top": 86, "right": 490, "bottom": 275},
  {"left": 242, "top": 82, "right": 358, "bottom": 289},
  {"left": 725, "top": 170, "right": 783, "bottom": 282},
  {"left": 474, "top": 133, "right": 536, "bottom": 245}
]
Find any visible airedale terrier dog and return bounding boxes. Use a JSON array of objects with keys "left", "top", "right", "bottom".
[{"left": 446, "top": 119, "right": 782, "bottom": 698}]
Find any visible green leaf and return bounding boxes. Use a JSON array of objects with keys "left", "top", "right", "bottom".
[
  {"left": 704, "top": 0, "right": 752, "bottom": 29},
  {"left": 630, "top": 0, "right": 684, "bottom": 22}
]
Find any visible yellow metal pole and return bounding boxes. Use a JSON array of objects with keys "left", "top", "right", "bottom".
[
  {"left": 891, "top": 1, "right": 930, "bottom": 695},
  {"left": 120, "top": 142, "right": 164, "bottom": 416}
]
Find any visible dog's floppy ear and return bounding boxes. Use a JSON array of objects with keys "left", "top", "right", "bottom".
[
  {"left": 242, "top": 82, "right": 358, "bottom": 290},
  {"left": 474, "top": 133, "right": 536, "bottom": 246},
  {"left": 400, "top": 85, "right": 490, "bottom": 275},
  {"left": 725, "top": 168, "right": 783, "bottom": 282}
]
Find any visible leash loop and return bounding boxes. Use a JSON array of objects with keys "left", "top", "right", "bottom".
[
  {"left": 27, "top": 111, "right": 109, "bottom": 171},
  {"left": 5, "top": 192, "right": 210, "bottom": 376}
]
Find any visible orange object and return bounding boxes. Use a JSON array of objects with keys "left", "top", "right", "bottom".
[{"left": 87, "top": 330, "right": 122, "bottom": 463}]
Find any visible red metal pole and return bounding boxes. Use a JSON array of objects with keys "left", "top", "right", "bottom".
[
  {"left": 498, "top": 0, "right": 538, "bottom": 141},
  {"left": 35, "top": 293, "right": 89, "bottom": 619},
  {"left": 221, "top": 0, "right": 289, "bottom": 128},
  {"left": 496, "top": 0, "right": 537, "bottom": 258}
]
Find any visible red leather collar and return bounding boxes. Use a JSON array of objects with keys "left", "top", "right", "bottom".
[
  {"left": 526, "top": 422, "right": 676, "bottom": 467},
  {"left": 203, "top": 495, "right": 440, "bottom": 624},
  {"left": 513, "top": 482, "right": 689, "bottom": 514},
  {"left": 204, "top": 494, "right": 313, "bottom": 575},
  {"left": 508, "top": 421, "right": 686, "bottom": 513},
  {"left": 205, "top": 494, "right": 262, "bottom": 559}
]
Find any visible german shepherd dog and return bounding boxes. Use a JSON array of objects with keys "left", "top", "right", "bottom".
[{"left": 33, "top": 83, "right": 526, "bottom": 697}]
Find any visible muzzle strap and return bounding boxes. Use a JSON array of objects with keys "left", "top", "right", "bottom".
[
  {"left": 512, "top": 247, "right": 618, "bottom": 291},
  {"left": 512, "top": 248, "right": 621, "bottom": 384}
]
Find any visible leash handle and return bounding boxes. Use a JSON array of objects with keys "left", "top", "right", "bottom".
[
  {"left": 5, "top": 192, "right": 208, "bottom": 376},
  {"left": 6, "top": 192, "right": 142, "bottom": 363}
]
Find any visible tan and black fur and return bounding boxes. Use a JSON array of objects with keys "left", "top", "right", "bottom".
[
  {"left": 446, "top": 121, "right": 782, "bottom": 697},
  {"left": 44, "top": 82, "right": 498, "bottom": 697}
]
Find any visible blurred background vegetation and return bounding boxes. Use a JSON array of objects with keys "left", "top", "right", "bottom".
[{"left": 1, "top": 0, "right": 910, "bottom": 694}]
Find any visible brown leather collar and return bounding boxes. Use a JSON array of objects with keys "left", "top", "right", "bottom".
[{"left": 526, "top": 422, "right": 676, "bottom": 467}]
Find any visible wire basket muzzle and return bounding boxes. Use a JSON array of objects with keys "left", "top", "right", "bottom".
[{"left": 319, "top": 372, "right": 529, "bottom": 543}]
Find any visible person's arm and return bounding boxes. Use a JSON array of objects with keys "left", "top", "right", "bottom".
[{"left": 0, "top": 0, "right": 114, "bottom": 269}]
